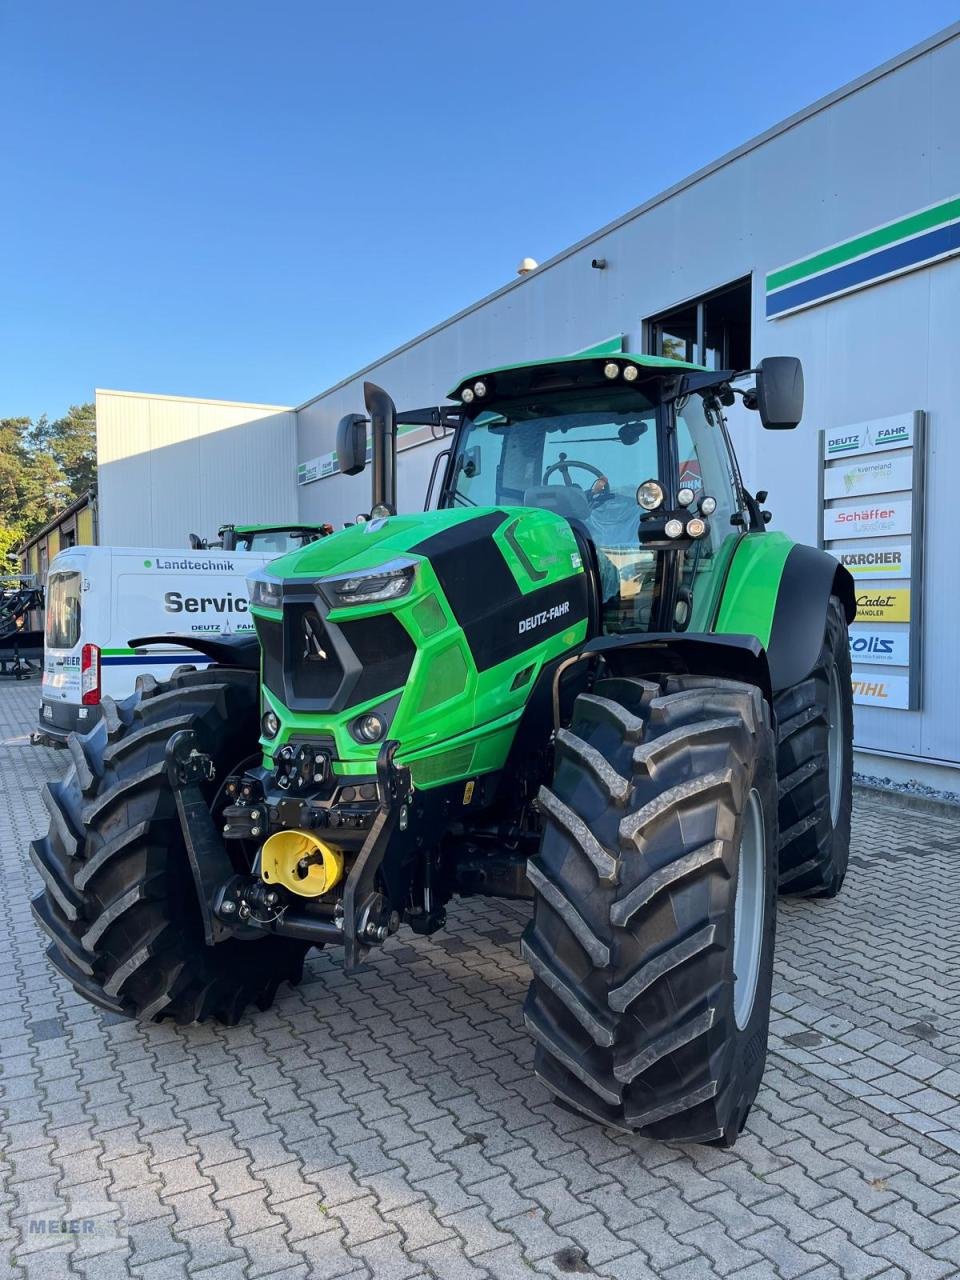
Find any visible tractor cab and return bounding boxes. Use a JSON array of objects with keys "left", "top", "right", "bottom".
[
  {"left": 439, "top": 354, "right": 748, "bottom": 636},
  {"left": 337, "top": 351, "right": 803, "bottom": 638},
  {"left": 189, "top": 523, "right": 334, "bottom": 554}
]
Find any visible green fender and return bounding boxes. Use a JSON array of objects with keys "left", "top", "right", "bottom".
[{"left": 714, "top": 532, "right": 855, "bottom": 692}]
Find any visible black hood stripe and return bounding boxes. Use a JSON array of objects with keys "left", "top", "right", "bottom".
[{"left": 416, "top": 511, "right": 587, "bottom": 673}]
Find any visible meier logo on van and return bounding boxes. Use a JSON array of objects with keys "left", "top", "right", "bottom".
[{"left": 145, "top": 557, "right": 236, "bottom": 572}]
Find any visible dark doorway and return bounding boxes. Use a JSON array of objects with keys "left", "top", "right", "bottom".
[{"left": 647, "top": 277, "right": 752, "bottom": 371}]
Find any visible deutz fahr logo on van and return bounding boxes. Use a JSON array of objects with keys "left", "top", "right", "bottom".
[{"left": 146, "top": 557, "right": 236, "bottom": 572}]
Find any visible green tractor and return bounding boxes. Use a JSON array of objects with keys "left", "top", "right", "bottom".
[{"left": 31, "top": 350, "right": 854, "bottom": 1145}]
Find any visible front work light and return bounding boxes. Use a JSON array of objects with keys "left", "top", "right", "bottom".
[
  {"left": 686, "top": 517, "right": 707, "bottom": 538},
  {"left": 603, "top": 362, "right": 620, "bottom": 380},
  {"left": 677, "top": 487, "right": 696, "bottom": 508},
  {"left": 664, "top": 518, "right": 684, "bottom": 539},
  {"left": 474, "top": 380, "right": 487, "bottom": 397},
  {"left": 700, "top": 495, "right": 718, "bottom": 516},
  {"left": 637, "top": 480, "right": 665, "bottom": 511},
  {"left": 461, "top": 386, "right": 475, "bottom": 403},
  {"left": 353, "top": 712, "right": 387, "bottom": 743},
  {"left": 322, "top": 558, "right": 416, "bottom": 607},
  {"left": 622, "top": 364, "right": 639, "bottom": 382},
  {"left": 248, "top": 572, "right": 283, "bottom": 610}
]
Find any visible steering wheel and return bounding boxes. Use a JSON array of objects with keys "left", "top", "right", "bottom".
[{"left": 542, "top": 455, "right": 610, "bottom": 502}]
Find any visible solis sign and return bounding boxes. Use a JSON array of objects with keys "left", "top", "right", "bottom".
[{"left": 849, "top": 629, "right": 910, "bottom": 667}]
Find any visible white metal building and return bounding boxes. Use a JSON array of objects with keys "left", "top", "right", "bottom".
[
  {"left": 98, "top": 22, "right": 960, "bottom": 792},
  {"left": 96, "top": 389, "right": 297, "bottom": 548}
]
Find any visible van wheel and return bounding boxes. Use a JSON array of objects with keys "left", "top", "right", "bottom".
[
  {"left": 30, "top": 668, "right": 309, "bottom": 1024},
  {"left": 524, "top": 674, "right": 778, "bottom": 1145}
]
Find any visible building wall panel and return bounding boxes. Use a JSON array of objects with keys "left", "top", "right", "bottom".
[{"left": 97, "top": 391, "right": 297, "bottom": 548}]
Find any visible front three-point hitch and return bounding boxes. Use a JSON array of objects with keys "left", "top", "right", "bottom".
[{"left": 165, "top": 731, "right": 412, "bottom": 971}]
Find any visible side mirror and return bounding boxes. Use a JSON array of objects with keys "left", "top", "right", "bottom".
[
  {"left": 756, "top": 356, "right": 803, "bottom": 429},
  {"left": 336, "top": 413, "right": 368, "bottom": 475}
]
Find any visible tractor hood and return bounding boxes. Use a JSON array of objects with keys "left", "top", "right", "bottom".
[
  {"left": 246, "top": 505, "right": 590, "bottom": 786},
  {"left": 257, "top": 506, "right": 557, "bottom": 583}
]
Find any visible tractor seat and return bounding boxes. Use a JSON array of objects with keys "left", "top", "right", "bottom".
[{"left": 523, "top": 485, "right": 590, "bottom": 523}]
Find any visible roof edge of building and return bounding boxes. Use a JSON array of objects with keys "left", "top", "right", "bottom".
[
  {"left": 297, "top": 19, "right": 960, "bottom": 413},
  {"left": 95, "top": 388, "right": 294, "bottom": 412},
  {"left": 17, "top": 489, "right": 97, "bottom": 555}
]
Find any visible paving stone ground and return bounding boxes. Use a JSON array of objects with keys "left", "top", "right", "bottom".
[{"left": 2, "top": 677, "right": 959, "bottom": 1279}]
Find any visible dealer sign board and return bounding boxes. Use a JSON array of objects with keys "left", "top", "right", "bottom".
[
  {"left": 834, "top": 541, "right": 912, "bottom": 580},
  {"left": 823, "top": 498, "right": 912, "bottom": 541},
  {"left": 820, "top": 412, "right": 925, "bottom": 711}
]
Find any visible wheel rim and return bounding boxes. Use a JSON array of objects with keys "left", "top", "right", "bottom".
[
  {"left": 733, "top": 788, "right": 765, "bottom": 1031},
  {"left": 827, "top": 664, "right": 843, "bottom": 826}
]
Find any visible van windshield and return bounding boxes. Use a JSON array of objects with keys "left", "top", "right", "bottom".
[{"left": 46, "top": 571, "right": 82, "bottom": 649}]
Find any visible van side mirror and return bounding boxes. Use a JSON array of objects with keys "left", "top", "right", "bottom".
[
  {"left": 336, "top": 413, "right": 368, "bottom": 476},
  {"left": 756, "top": 356, "right": 803, "bottom": 429}
]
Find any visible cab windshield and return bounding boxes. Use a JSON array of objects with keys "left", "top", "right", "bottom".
[
  {"left": 443, "top": 388, "right": 738, "bottom": 632},
  {"left": 235, "top": 530, "right": 317, "bottom": 553}
]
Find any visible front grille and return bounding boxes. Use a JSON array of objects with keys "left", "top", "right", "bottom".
[
  {"left": 288, "top": 605, "right": 344, "bottom": 701},
  {"left": 255, "top": 598, "right": 415, "bottom": 712},
  {"left": 255, "top": 616, "right": 284, "bottom": 701},
  {"left": 339, "top": 615, "right": 416, "bottom": 708}
]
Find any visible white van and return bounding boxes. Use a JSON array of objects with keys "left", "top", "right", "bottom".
[{"left": 38, "top": 545, "right": 276, "bottom": 744}]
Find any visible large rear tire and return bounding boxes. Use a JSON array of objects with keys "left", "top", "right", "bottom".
[
  {"left": 30, "top": 668, "right": 309, "bottom": 1024},
  {"left": 774, "top": 595, "right": 853, "bottom": 898},
  {"left": 524, "top": 674, "right": 777, "bottom": 1144}
]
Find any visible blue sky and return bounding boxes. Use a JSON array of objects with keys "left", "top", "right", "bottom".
[{"left": 2, "top": 1, "right": 958, "bottom": 420}]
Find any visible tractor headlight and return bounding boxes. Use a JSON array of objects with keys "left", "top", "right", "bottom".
[
  {"left": 262, "top": 710, "right": 280, "bottom": 738},
  {"left": 686, "top": 517, "right": 707, "bottom": 538},
  {"left": 664, "top": 518, "right": 684, "bottom": 539},
  {"left": 321, "top": 558, "right": 416, "bottom": 607},
  {"left": 677, "top": 486, "right": 696, "bottom": 508},
  {"left": 622, "top": 363, "right": 639, "bottom": 382},
  {"left": 461, "top": 386, "right": 475, "bottom": 403},
  {"left": 247, "top": 572, "right": 283, "bottom": 610},
  {"left": 700, "top": 495, "right": 717, "bottom": 516},
  {"left": 603, "top": 362, "right": 620, "bottom": 380},
  {"left": 637, "top": 480, "right": 665, "bottom": 511}
]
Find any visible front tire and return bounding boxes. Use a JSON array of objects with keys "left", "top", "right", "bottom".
[
  {"left": 774, "top": 595, "right": 853, "bottom": 897},
  {"left": 30, "top": 668, "right": 309, "bottom": 1024},
  {"left": 524, "top": 674, "right": 778, "bottom": 1144}
]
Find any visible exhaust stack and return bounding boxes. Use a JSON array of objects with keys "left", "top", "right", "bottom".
[{"left": 364, "top": 381, "right": 398, "bottom": 515}]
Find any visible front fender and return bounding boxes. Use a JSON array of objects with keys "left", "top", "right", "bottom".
[
  {"left": 128, "top": 633, "right": 261, "bottom": 671},
  {"left": 714, "top": 534, "right": 855, "bottom": 693},
  {"left": 575, "top": 631, "right": 773, "bottom": 703}
]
